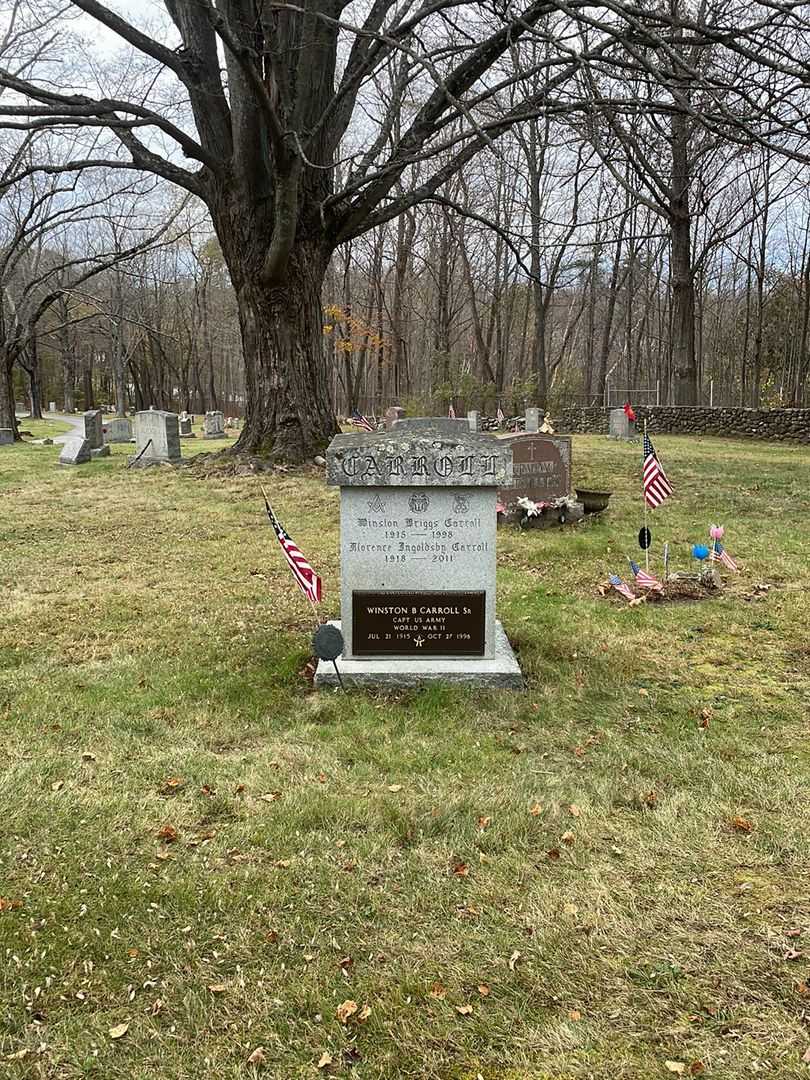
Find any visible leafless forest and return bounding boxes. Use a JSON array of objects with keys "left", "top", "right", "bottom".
[{"left": 1, "top": 1, "right": 809, "bottom": 457}]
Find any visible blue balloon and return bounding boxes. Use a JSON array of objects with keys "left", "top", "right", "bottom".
[{"left": 692, "top": 544, "right": 710, "bottom": 560}]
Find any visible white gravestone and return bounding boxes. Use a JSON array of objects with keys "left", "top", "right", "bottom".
[
  {"left": 103, "top": 418, "right": 133, "bottom": 443},
  {"left": 609, "top": 408, "right": 635, "bottom": 439},
  {"left": 59, "top": 437, "right": 91, "bottom": 465},
  {"left": 203, "top": 410, "right": 227, "bottom": 438},
  {"left": 315, "top": 418, "right": 522, "bottom": 688},
  {"left": 130, "top": 410, "right": 181, "bottom": 466}
]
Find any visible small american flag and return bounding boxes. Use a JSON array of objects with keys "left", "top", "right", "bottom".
[
  {"left": 629, "top": 558, "right": 663, "bottom": 592},
  {"left": 496, "top": 404, "right": 505, "bottom": 425},
  {"left": 448, "top": 402, "right": 456, "bottom": 419},
  {"left": 348, "top": 409, "right": 375, "bottom": 432},
  {"left": 643, "top": 432, "right": 672, "bottom": 509},
  {"left": 710, "top": 541, "right": 738, "bottom": 572},
  {"left": 262, "top": 494, "right": 322, "bottom": 604},
  {"left": 610, "top": 574, "right": 636, "bottom": 601}
]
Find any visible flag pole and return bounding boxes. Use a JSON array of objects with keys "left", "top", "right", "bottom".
[{"left": 643, "top": 419, "right": 650, "bottom": 572}]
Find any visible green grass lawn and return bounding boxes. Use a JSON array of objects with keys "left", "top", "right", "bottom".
[{"left": 1, "top": 434, "right": 808, "bottom": 1079}]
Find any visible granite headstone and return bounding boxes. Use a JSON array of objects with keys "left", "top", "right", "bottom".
[
  {"left": 59, "top": 437, "right": 91, "bottom": 465},
  {"left": 104, "top": 418, "right": 133, "bottom": 443},
  {"left": 203, "top": 410, "right": 226, "bottom": 439},
  {"left": 316, "top": 418, "right": 522, "bottom": 688},
  {"left": 130, "top": 410, "right": 181, "bottom": 466}
]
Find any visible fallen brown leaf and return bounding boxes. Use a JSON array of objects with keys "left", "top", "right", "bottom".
[
  {"left": 802, "top": 1046, "right": 810, "bottom": 1064},
  {"left": 259, "top": 791, "right": 281, "bottom": 803},
  {"left": 477, "top": 816, "right": 491, "bottom": 830},
  {"left": 387, "top": 784, "right": 403, "bottom": 793},
  {"left": 561, "top": 830, "right": 575, "bottom": 845},
  {"left": 689, "top": 1063, "right": 706, "bottom": 1076},
  {"left": 451, "top": 859, "right": 469, "bottom": 877},
  {"left": 429, "top": 981, "right": 447, "bottom": 1000},
  {"left": 317, "top": 1051, "right": 333, "bottom": 1069},
  {"left": 730, "top": 815, "right": 753, "bottom": 833},
  {"left": 208, "top": 983, "right": 227, "bottom": 993},
  {"left": 108, "top": 1022, "right": 130, "bottom": 1040},
  {"left": 357, "top": 1004, "right": 372, "bottom": 1022},
  {"left": 0, "top": 898, "right": 23, "bottom": 912},
  {"left": 529, "top": 803, "right": 543, "bottom": 816},
  {"left": 568, "top": 804, "right": 581, "bottom": 818},
  {"left": 336, "top": 999, "right": 358, "bottom": 1024},
  {"left": 455, "top": 1004, "right": 473, "bottom": 1015},
  {"left": 546, "top": 848, "right": 561, "bottom": 861},
  {"left": 477, "top": 984, "right": 490, "bottom": 996},
  {"left": 156, "top": 824, "right": 178, "bottom": 843},
  {"left": 569, "top": 1009, "right": 582, "bottom": 1021},
  {"left": 664, "top": 1062, "right": 685, "bottom": 1075},
  {"left": 247, "top": 1046, "right": 266, "bottom": 1067}
]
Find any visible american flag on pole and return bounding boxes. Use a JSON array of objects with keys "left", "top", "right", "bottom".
[
  {"left": 610, "top": 574, "right": 636, "bottom": 602},
  {"left": 262, "top": 493, "right": 323, "bottom": 604},
  {"left": 643, "top": 432, "right": 673, "bottom": 509},
  {"left": 348, "top": 409, "right": 375, "bottom": 432},
  {"left": 628, "top": 558, "right": 663, "bottom": 592},
  {"left": 496, "top": 404, "right": 505, "bottom": 425},
  {"left": 448, "top": 402, "right": 456, "bottom": 419},
  {"left": 710, "top": 541, "right": 738, "bottom": 572}
]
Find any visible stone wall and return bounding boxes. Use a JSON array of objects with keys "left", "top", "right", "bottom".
[{"left": 554, "top": 406, "right": 810, "bottom": 443}]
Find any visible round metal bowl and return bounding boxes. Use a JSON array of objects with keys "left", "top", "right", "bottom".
[{"left": 575, "top": 488, "right": 612, "bottom": 514}]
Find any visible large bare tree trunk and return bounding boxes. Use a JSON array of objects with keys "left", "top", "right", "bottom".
[
  {"left": 229, "top": 242, "right": 335, "bottom": 462},
  {"left": 0, "top": 351, "right": 17, "bottom": 438},
  {"left": 670, "top": 112, "right": 697, "bottom": 405}
]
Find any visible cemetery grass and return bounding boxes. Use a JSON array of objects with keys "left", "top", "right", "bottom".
[{"left": 1, "top": 434, "right": 809, "bottom": 1080}]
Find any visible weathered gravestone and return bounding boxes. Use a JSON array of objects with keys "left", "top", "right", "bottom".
[
  {"left": 179, "top": 416, "right": 195, "bottom": 437},
  {"left": 315, "top": 417, "right": 523, "bottom": 688},
  {"left": 59, "top": 437, "right": 91, "bottom": 465},
  {"left": 467, "top": 410, "right": 480, "bottom": 433},
  {"left": 384, "top": 405, "right": 406, "bottom": 430},
  {"left": 609, "top": 408, "right": 635, "bottom": 440},
  {"left": 203, "top": 410, "right": 226, "bottom": 439},
  {"left": 129, "top": 410, "right": 181, "bottom": 467},
  {"left": 104, "top": 418, "right": 133, "bottom": 443},
  {"left": 83, "top": 409, "right": 110, "bottom": 458},
  {"left": 0, "top": 428, "right": 14, "bottom": 445},
  {"left": 525, "top": 407, "right": 541, "bottom": 433},
  {"left": 49, "top": 401, "right": 56, "bottom": 412}
]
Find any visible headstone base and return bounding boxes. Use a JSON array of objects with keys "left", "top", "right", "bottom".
[
  {"left": 202, "top": 432, "right": 228, "bottom": 439},
  {"left": 91, "top": 445, "right": 111, "bottom": 458},
  {"left": 180, "top": 432, "right": 197, "bottom": 438},
  {"left": 314, "top": 620, "right": 523, "bottom": 690}
]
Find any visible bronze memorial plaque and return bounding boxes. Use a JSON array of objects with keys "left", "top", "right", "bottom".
[{"left": 352, "top": 590, "right": 486, "bottom": 657}]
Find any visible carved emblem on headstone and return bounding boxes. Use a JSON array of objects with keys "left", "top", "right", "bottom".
[
  {"left": 452, "top": 494, "right": 470, "bottom": 513},
  {"left": 367, "top": 493, "right": 386, "bottom": 513},
  {"left": 408, "top": 492, "right": 430, "bottom": 512}
]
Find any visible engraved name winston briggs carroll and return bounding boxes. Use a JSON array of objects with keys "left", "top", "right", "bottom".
[{"left": 339, "top": 452, "right": 499, "bottom": 481}]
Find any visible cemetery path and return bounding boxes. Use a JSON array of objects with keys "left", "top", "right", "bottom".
[{"left": 44, "top": 411, "right": 84, "bottom": 444}]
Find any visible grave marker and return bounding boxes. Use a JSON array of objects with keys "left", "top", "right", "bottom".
[
  {"left": 609, "top": 408, "right": 635, "bottom": 440},
  {"left": 0, "top": 428, "right": 14, "bottom": 445},
  {"left": 497, "top": 433, "right": 572, "bottom": 514},
  {"left": 315, "top": 418, "right": 522, "bottom": 688},
  {"left": 83, "top": 409, "right": 110, "bottom": 457},
  {"left": 129, "top": 410, "right": 181, "bottom": 467},
  {"left": 59, "top": 437, "right": 91, "bottom": 465},
  {"left": 203, "top": 410, "right": 226, "bottom": 439},
  {"left": 104, "top": 418, "right": 133, "bottom": 444}
]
